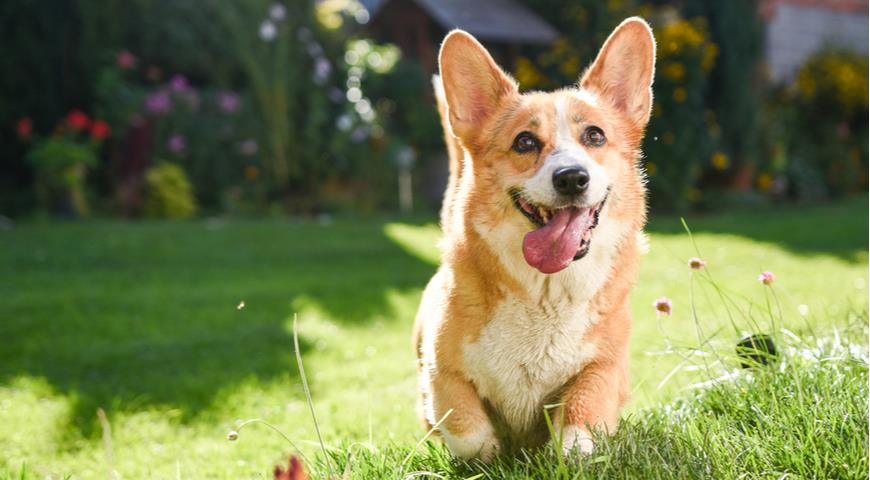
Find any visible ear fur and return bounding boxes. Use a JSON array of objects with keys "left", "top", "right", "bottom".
[
  {"left": 581, "top": 17, "right": 656, "bottom": 129},
  {"left": 438, "top": 30, "right": 518, "bottom": 146}
]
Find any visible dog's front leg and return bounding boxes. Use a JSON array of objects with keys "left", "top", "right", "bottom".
[
  {"left": 554, "top": 358, "right": 629, "bottom": 455},
  {"left": 430, "top": 369, "right": 499, "bottom": 461}
]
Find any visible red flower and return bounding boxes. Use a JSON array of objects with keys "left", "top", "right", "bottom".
[
  {"left": 16, "top": 117, "right": 33, "bottom": 140},
  {"left": 66, "top": 110, "right": 90, "bottom": 131},
  {"left": 90, "top": 120, "right": 111, "bottom": 141},
  {"left": 274, "top": 456, "right": 307, "bottom": 480}
]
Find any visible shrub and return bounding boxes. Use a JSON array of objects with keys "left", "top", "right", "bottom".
[
  {"left": 96, "top": 62, "right": 264, "bottom": 211},
  {"left": 144, "top": 162, "right": 197, "bottom": 219},
  {"left": 763, "top": 49, "right": 869, "bottom": 201},
  {"left": 792, "top": 50, "right": 868, "bottom": 197},
  {"left": 642, "top": 15, "right": 719, "bottom": 212},
  {"left": 25, "top": 110, "right": 111, "bottom": 216}
]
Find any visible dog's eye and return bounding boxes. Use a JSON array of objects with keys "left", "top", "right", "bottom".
[
  {"left": 512, "top": 132, "right": 540, "bottom": 154},
  {"left": 581, "top": 126, "right": 606, "bottom": 147}
]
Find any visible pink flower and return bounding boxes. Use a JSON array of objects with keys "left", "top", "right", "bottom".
[
  {"left": 688, "top": 257, "right": 706, "bottom": 270},
  {"left": 146, "top": 91, "right": 171, "bottom": 115},
  {"left": 217, "top": 92, "right": 241, "bottom": 114},
  {"left": 117, "top": 50, "right": 137, "bottom": 70},
  {"left": 16, "top": 117, "right": 33, "bottom": 140},
  {"left": 167, "top": 133, "right": 187, "bottom": 154},
  {"left": 653, "top": 297, "right": 672, "bottom": 316},
  {"left": 758, "top": 271, "right": 775, "bottom": 285},
  {"left": 169, "top": 74, "right": 189, "bottom": 92}
]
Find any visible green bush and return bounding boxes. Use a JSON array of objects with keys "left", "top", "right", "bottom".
[
  {"left": 144, "top": 162, "right": 197, "bottom": 219},
  {"left": 27, "top": 137, "right": 98, "bottom": 217},
  {"left": 791, "top": 50, "right": 868, "bottom": 198},
  {"left": 759, "top": 49, "right": 868, "bottom": 202},
  {"left": 643, "top": 15, "right": 720, "bottom": 212}
]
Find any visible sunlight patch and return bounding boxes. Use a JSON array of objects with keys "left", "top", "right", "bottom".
[
  {"left": 383, "top": 223, "right": 441, "bottom": 266},
  {"left": 0, "top": 376, "right": 72, "bottom": 464}
]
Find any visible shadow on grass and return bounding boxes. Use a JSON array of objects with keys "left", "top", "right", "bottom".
[
  {"left": 646, "top": 196, "right": 868, "bottom": 263},
  {"left": 2, "top": 198, "right": 862, "bottom": 440},
  {"left": 0, "top": 217, "right": 436, "bottom": 439}
]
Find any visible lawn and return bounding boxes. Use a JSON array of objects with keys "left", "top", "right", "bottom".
[{"left": 1, "top": 198, "right": 867, "bottom": 479}]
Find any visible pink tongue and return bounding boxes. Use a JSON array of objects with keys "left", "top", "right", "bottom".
[{"left": 522, "top": 208, "right": 592, "bottom": 274}]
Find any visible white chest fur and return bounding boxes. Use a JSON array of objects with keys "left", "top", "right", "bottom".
[
  {"left": 462, "top": 292, "right": 599, "bottom": 435},
  {"left": 462, "top": 205, "right": 628, "bottom": 436}
]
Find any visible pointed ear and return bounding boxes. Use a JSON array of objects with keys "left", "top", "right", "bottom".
[
  {"left": 581, "top": 17, "right": 656, "bottom": 128},
  {"left": 438, "top": 30, "right": 518, "bottom": 145}
]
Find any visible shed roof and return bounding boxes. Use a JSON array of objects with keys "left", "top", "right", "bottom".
[{"left": 361, "top": 0, "right": 560, "bottom": 44}]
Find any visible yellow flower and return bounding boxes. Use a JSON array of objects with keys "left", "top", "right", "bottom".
[
  {"left": 646, "top": 162, "right": 658, "bottom": 176},
  {"left": 796, "top": 52, "right": 869, "bottom": 111},
  {"left": 702, "top": 44, "right": 719, "bottom": 72},
  {"left": 673, "top": 87, "right": 687, "bottom": 103},
  {"left": 663, "top": 62, "right": 686, "bottom": 82},
  {"left": 756, "top": 173, "right": 773, "bottom": 192},
  {"left": 711, "top": 152, "right": 729, "bottom": 170},
  {"left": 514, "top": 57, "right": 545, "bottom": 89},
  {"left": 244, "top": 165, "right": 260, "bottom": 180},
  {"left": 559, "top": 56, "right": 581, "bottom": 77}
]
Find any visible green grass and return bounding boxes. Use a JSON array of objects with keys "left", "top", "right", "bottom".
[{"left": 0, "top": 197, "right": 867, "bottom": 479}]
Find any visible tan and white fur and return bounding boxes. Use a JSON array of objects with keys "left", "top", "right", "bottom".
[{"left": 414, "top": 18, "right": 656, "bottom": 460}]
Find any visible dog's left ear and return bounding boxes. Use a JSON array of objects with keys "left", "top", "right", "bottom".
[{"left": 581, "top": 17, "right": 656, "bottom": 129}]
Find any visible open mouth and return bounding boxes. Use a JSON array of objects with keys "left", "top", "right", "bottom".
[{"left": 510, "top": 189, "right": 608, "bottom": 274}]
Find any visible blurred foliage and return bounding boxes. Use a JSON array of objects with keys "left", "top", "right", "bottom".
[
  {"left": 683, "top": 0, "right": 765, "bottom": 189},
  {"left": 207, "top": 1, "right": 332, "bottom": 205},
  {"left": 95, "top": 64, "right": 261, "bottom": 209},
  {"left": 796, "top": 50, "right": 869, "bottom": 116},
  {"left": 0, "top": 0, "right": 81, "bottom": 214},
  {"left": 644, "top": 14, "right": 719, "bottom": 212},
  {"left": 144, "top": 162, "right": 198, "bottom": 219},
  {"left": 25, "top": 111, "right": 110, "bottom": 217},
  {"left": 765, "top": 49, "right": 869, "bottom": 201},
  {"left": 513, "top": 0, "right": 628, "bottom": 90},
  {"left": 2, "top": 0, "right": 867, "bottom": 217},
  {"left": 333, "top": 40, "right": 444, "bottom": 208},
  {"left": 27, "top": 139, "right": 96, "bottom": 217}
]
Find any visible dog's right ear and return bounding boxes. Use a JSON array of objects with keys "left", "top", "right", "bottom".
[{"left": 438, "top": 30, "right": 518, "bottom": 146}]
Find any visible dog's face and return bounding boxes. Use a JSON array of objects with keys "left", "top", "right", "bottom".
[{"left": 439, "top": 19, "right": 655, "bottom": 274}]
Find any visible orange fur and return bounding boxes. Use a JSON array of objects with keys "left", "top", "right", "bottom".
[{"left": 416, "top": 18, "right": 656, "bottom": 460}]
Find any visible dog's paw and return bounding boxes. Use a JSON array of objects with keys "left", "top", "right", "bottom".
[
  {"left": 558, "top": 424, "right": 595, "bottom": 456},
  {"left": 441, "top": 423, "right": 500, "bottom": 461}
]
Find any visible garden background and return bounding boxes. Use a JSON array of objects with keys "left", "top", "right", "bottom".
[{"left": 1, "top": 0, "right": 868, "bottom": 478}]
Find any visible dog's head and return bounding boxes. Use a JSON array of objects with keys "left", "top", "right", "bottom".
[{"left": 438, "top": 18, "right": 655, "bottom": 274}]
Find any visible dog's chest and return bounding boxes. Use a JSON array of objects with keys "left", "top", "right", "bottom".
[{"left": 462, "top": 295, "right": 598, "bottom": 434}]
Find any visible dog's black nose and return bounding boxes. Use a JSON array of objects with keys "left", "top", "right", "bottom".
[{"left": 552, "top": 166, "right": 589, "bottom": 196}]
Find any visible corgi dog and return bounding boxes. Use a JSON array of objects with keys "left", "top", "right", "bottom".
[{"left": 413, "top": 18, "right": 656, "bottom": 460}]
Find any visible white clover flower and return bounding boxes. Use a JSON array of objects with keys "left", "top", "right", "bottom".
[
  {"left": 268, "top": 3, "right": 287, "bottom": 21},
  {"left": 259, "top": 20, "right": 277, "bottom": 42}
]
